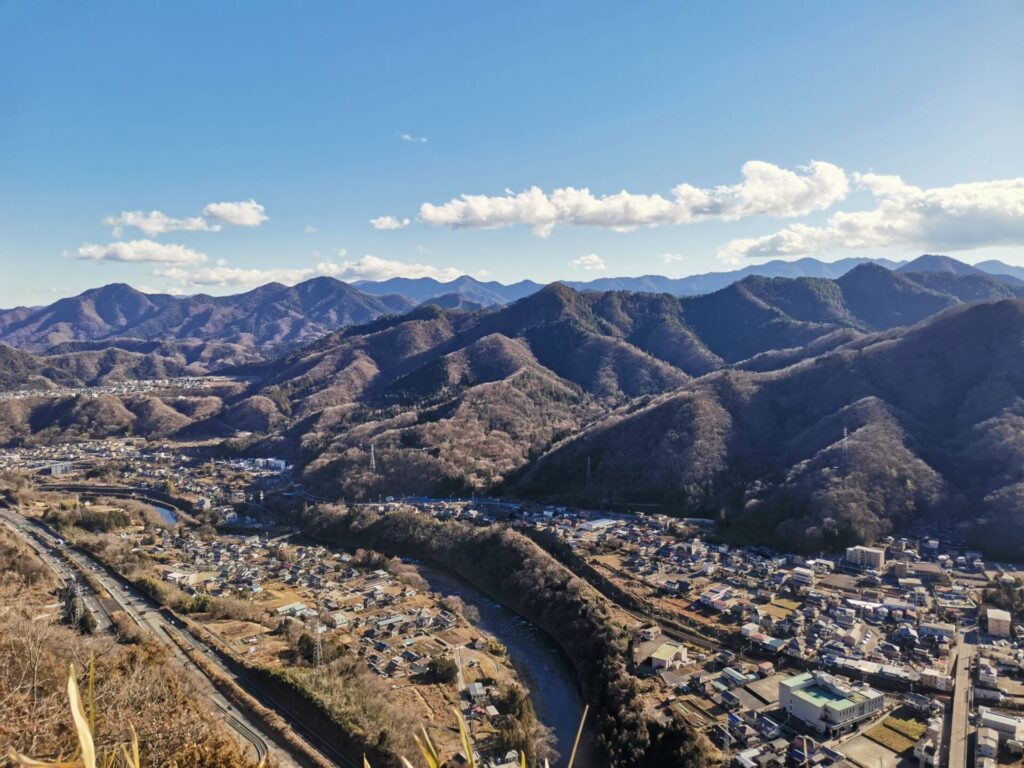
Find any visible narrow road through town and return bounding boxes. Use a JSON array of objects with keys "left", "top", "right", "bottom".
[{"left": 948, "top": 629, "right": 975, "bottom": 768}]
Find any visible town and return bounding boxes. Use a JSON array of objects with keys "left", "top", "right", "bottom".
[{"left": 1, "top": 435, "right": 1023, "bottom": 768}]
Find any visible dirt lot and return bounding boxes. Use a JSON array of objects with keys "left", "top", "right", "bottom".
[{"left": 839, "top": 734, "right": 913, "bottom": 768}]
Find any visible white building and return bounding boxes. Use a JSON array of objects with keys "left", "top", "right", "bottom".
[
  {"left": 648, "top": 641, "right": 688, "bottom": 670},
  {"left": 986, "top": 607, "right": 1012, "bottom": 638},
  {"left": 978, "top": 709, "right": 1023, "bottom": 741},
  {"left": 846, "top": 545, "right": 886, "bottom": 571},
  {"left": 790, "top": 566, "right": 816, "bottom": 586},
  {"left": 919, "top": 621, "right": 956, "bottom": 642},
  {"left": 913, "top": 714, "right": 944, "bottom": 767},
  {"left": 778, "top": 672, "right": 884, "bottom": 735}
]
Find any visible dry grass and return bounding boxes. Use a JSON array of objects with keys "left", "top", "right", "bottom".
[
  {"left": 883, "top": 713, "right": 927, "bottom": 741},
  {"left": 864, "top": 723, "right": 916, "bottom": 754},
  {"left": 10, "top": 665, "right": 588, "bottom": 768},
  {"left": 0, "top": 556, "right": 259, "bottom": 768}
]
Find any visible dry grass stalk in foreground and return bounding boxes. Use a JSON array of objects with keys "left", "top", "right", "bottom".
[
  {"left": 7, "top": 662, "right": 264, "bottom": 768},
  {"left": 11, "top": 666, "right": 588, "bottom": 768}
]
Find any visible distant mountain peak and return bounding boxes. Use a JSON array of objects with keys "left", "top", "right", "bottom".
[{"left": 897, "top": 254, "right": 980, "bottom": 275}]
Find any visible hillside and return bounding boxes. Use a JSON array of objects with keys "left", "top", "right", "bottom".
[
  {"left": 243, "top": 267, "right": 1015, "bottom": 499},
  {"left": 518, "top": 300, "right": 1024, "bottom": 554},
  {"left": 0, "top": 338, "right": 262, "bottom": 391},
  {"left": 5, "top": 263, "right": 1024, "bottom": 538}
]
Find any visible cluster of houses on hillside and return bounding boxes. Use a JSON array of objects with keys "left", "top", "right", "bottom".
[{"left": 0, "top": 376, "right": 225, "bottom": 402}]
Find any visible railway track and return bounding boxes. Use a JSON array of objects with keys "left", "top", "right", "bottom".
[
  {"left": 214, "top": 701, "right": 269, "bottom": 764},
  {"left": 169, "top": 621, "right": 357, "bottom": 768},
  {"left": 0, "top": 509, "right": 281, "bottom": 766}
]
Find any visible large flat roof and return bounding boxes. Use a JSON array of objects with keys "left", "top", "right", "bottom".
[{"left": 793, "top": 684, "right": 852, "bottom": 710}]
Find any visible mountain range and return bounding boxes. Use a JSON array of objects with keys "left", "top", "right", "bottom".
[
  {"left": 3, "top": 254, "right": 1024, "bottom": 553},
  {"left": 3, "top": 255, "right": 1022, "bottom": 357},
  {"left": 0, "top": 279, "right": 415, "bottom": 354}
]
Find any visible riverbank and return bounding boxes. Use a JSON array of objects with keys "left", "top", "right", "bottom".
[
  {"left": 415, "top": 564, "right": 593, "bottom": 767},
  {"left": 288, "top": 504, "right": 715, "bottom": 768}
]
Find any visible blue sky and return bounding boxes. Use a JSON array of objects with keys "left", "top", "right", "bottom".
[{"left": 1, "top": 1, "right": 1022, "bottom": 306}]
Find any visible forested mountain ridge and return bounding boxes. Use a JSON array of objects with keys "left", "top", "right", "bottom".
[
  {"left": 4, "top": 260, "right": 1024, "bottom": 553},
  {"left": 519, "top": 299, "right": 1024, "bottom": 554},
  {"left": 4, "top": 255, "right": 1021, "bottom": 357}
]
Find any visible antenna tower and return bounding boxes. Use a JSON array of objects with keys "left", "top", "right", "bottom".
[{"left": 312, "top": 617, "right": 324, "bottom": 668}]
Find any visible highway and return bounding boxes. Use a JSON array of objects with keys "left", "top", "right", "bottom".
[
  {"left": 2, "top": 514, "right": 111, "bottom": 633},
  {"left": 948, "top": 629, "right": 976, "bottom": 768},
  {"left": 0, "top": 507, "right": 294, "bottom": 767}
]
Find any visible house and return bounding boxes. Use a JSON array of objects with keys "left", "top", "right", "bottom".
[
  {"left": 648, "top": 641, "right": 688, "bottom": 670},
  {"left": 976, "top": 728, "right": 999, "bottom": 759},
  {"left": 467, "top": 682, "right": 487, "bottom": 702},
  {"left": 918, "top": 622, "right": 955, "bottom": 642},
  {"left": 325, "top": 610, "right": 351, "bottom": 628}
]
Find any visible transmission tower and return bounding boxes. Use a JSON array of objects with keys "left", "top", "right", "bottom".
[
  {"left": 585, "top": 456, "right": 593, "bottom": 493},
  {"left": 842, "top": 426, "right": 849, "bottom": 467},
  {"left": 369, "top": 444, "right": 376, "bottom": 474},
  {"left": 68, "top": 583, "right": 83, "bottom": 626},
  {"left": 312, "top": 617, "right": 324, "bottom": 668}
]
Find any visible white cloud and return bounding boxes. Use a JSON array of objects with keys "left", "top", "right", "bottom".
[
  {"left": 719, "top": 174, "right": 1024, "bottom": 263},
  {"left": 77, "top": 239, "right": 208, "bottom": 264},
  {"left": 400, "top": 132, "right": 428, "bottom": 143},
  {"left": 321, "top": 254, "right": 461, "bottom": 281},
  {"left": 420, "top": 161, "right": 848, "bottom": 237},
  {"left": 203, "top": 199, "right": 269, "bottom": 227},
  {"left": 154, "top": 265, "right": 312, "bottom": 289},
  {"left": 104, "top": 210, "right": 220, "bottom": 237},
  {"left": 570, "top": 253, "right": 607, "bottom": 271},
  {"left": 155, "top": 254, "right": 464, "bottom": 289},
  {"left": 661, "top": 253, "right": 686, "bottom": 264},
  {"left": 370, "top": 215, "right": 411, "bottom": 230},
  {"left": 304, "top": 225, "right": 318, "bottom": 234}
]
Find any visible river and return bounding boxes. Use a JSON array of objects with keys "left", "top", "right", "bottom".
[
  {"left": 152, "top": 504, "right": 178, "bottom": 526},
  {"left": 417, "top": 566, "right": 595, "bottom": 768}
]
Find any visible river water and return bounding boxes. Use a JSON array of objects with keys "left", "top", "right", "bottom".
[
  {"left": 417, "top": 566, "right": 595, "bottom": 768},
  {"left": 152, "top": 504, "right": 178, "bottom": 525}
]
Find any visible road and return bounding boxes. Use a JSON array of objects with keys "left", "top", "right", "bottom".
[
  {"left": 454, "top": 644, "right": 466, "bottom": 692},
  {"left": 1, "top": 514, "right": 111, "bottom": 633},
  {"left": 948, "top": 629, "right": 975, "bottom": 768},
  {"left": 0, "top": 507, "right": 292, "bottom": 767}
]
